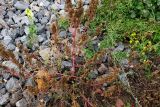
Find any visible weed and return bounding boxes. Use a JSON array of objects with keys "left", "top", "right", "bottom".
[{"left": 25, "top": 8, "right": 38, "bottom": 48}]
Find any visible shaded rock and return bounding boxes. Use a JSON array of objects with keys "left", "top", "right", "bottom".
[
  {"left": 40, "top": 17, "right": 49, "bottom": 24},
  {"left": 14, "top": 1, "right": 29, "bottom": 10},
  {"left": 2, "top": 61, "right": 20, "bottom": 72},
  {"left": 25, "top": 77, "right": 36, "bottom": 87},
  {"left": 3, "top": 36, "right": 12, "bottom": 46},
  {"left": 62, "top": 61, "right": 72, "bottom": 68},
  {"left": 36, "top": 23, "right": 45, "bottom": 33},
  {"left": 6, "top": 77, "right": 21, "bottom": 93},
  {"left": 114, "top": 42, "right": 124, "bottom": 51},
  {"left": 23, "top": 90, "right": 35, "bottom": 102},
  {"left": 0, "top": 34, "right": 3, "bottom": 40},
  {"left": 16, "top": 98, "right": 28, "bottom": 107},
  {"left": 3, "top": 73, "right": 11, "bottom": 80},
  {"left": 48, "top": 14, "right": 57, "bottom": 25},
  {"left": 7, "top": 43, "right": 16, "bottom": 50},
  {"left": 10, "top": 90, "right": 23, "bottom": 105},
  {"left": 0, "top": 18, "right": 8, "bottom": 28},
  {"left": 98, "top": 64, "right": 108, "bottom": 74},
  {"left": 38, "top": 34, "right": 46, "bottom": 43},
  {"left": 0, "top": 82, "right": 5, "bottom": 90},
  {"left": 59, "top": 31, "right": 67, "bottom": 38},
  {"left": 0, "top": 93, "right": 10, "bottom": 105},
  {"left": 0, "top": 88, "right": 6, "bottom": 95},
  {"left": 88, "top": 69, "right": 98, "bottom": 79}
]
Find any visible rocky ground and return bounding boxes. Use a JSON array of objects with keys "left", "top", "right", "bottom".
[{"left": 0, "top": 0, "right": 93, "bottom": 107}]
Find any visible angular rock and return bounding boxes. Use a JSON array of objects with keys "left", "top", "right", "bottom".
[
  {"left": 39, "top": 48, "right": 51, "bottom": 61},
  {"left": 0, "top": 93, "right": 10, "bottom": 105},
  {"left": 114, "top": 42, "right": 124, "bottom": 51},
  {"left": 6, "top": 77, "right": 21, "bottom": 93},
  {"left": 3, "top": 36, "right": 12, "bottom": 46},
  {"left": 38, "top": 35, "right": 46, "bottom": 43},
  {"left": 38, "top": 0, "right": 50, "bottom": 7},
  {"left": 3, "top": 73, "right": 11, "bottom": 80},
  {"left": 59, "top": 31, "right": 67, "bottom": 38},
  {"left": 10, "top": 90, "right": 23, "bottom": 105},
  {"left": 16, "top": 98, "right": 28, "bottom": 107},
  {"left": 20, "top": 16, "right": 30, "bottom": 25},
  {"left": 62, "top": 61, "right": 72, "bottom": 68},
  {"left": 2, "top": 61, "right": 20, "bottom": 72},
  {"left": 40, "top": 17, "right": 48, "bottom": 24},
  {"left": 7, "top": 43, "right": 16, "bottom": 51},
  {"left": 14, "top": 1, "right": 29, "bottom": 10},
  {"left": 0, "top": 88, "right": 6, "bottom": 95},
  {"left": 25, "top": 77, "right": 36, "bottom": 87}
]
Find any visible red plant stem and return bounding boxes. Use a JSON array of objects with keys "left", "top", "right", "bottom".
[{"left": 71, "top": 28, "right": 77, "bottom": 75}]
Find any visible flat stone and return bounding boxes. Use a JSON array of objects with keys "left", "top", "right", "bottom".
[
  {"left": 16, "top": 98, "right": 28, "bottom": 107},
  {"left": 14, "top": 1, "right": 29, "bottom": 10},
  {"left": 0, "top": 93, "right": 10, "bottom": 105},
  {"left": 6, "top": 77, "right": 21, "bottom": 93},
  {"left": 20, "top": 16, "right": 30, "bottom": 25}
]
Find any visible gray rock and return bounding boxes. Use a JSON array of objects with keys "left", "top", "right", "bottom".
[
  {"left": 14, "top": 1, "right": 29, "bottom": 10},
  {"left": 3, "top": 36, "right": 12, "bottom": 46},
  {"left": 48, "top": 14, "right": 57, "bottom": 25},
  {"left": 7, "top": 43, "right": 16, "bottom": 50},
  {"left": 38, "top": 0, "right": 50, "bottom": 7},
  {"left": 12, "top": 15, "right": 21, "bottom": 24},
  {"left": 3, "top": 73, "right": 11, "bottom": 80},
  {"left": 0, "top": 88, "right": 6, "bottom": 95},
  {"left": 10, "top": 90, "right": 23, "bottom": 105},
  {"left": 25, "top": 77, "right": 36, "bottom": 87},
  {"left": 59, "top": 31, "right": 67, "bottom": 38},
  {"left": 38, "top": 35, "right": 46, "bottom": 43},
  {"left": 20, "top": 16, "right": 30, "bottom": 25},
  {"left": 36, "top": 23, "right": 45, "bottom": 33},
  {"left": 6, "top": 77, "right": 21, "bottom": 93},
  {"left": 0, "top": 83, "right": 5, "bottom": 90},
  {"left": 114, "top": 42, "right": 124, "bottom": 51},
  {"left": 0, "top": 0, "right": 5, "bottom": 5},
  {"left": 7, "top": 11, "right": 14, "bottom": 18},
  {"left": 16, "top": 98, "right": 28, "bottom": 107},
  {"left": 5, "top": 103, "right": 11, "bottom": 107},
  {"left": 2, "top": 61, "right": 20, "bottom": 72},
  {"left": 88, "top": 69, "right": 98, "bottom": 79},
  {"left": 30, "top": 2, "right": 40, "bottom": 11},
  {"left": 20, "top": 36, "right": 27, "bottom": 43},
  {"left": 7, "top": 18, "right": 15, "bottom": 25},
  {"left": 0, "top": 18, "right": 8, "bottom": 28},
  {"left": 40, "top": 17, "right": 48, "bottom": 24},
  {"left": 0, "top": 93, "right": 10, "bottom": 105},
  {"left": 83, "top": 0, "right": 90, "bottom": 5},
  {"left": 0, "top": 34, "right": 3, "bottom": 40},
  {"left": 62, "top": 61, "right": 72, "bottom": 68}
]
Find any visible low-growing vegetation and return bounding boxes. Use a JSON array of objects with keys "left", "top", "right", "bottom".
[{"left": 0, "top": 0, "right": 160, "bottom": 107}]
